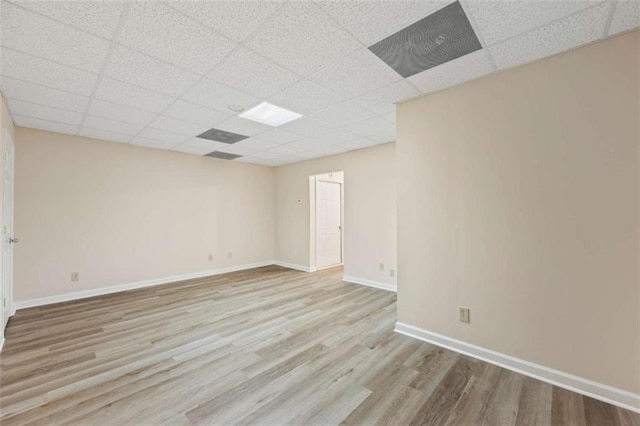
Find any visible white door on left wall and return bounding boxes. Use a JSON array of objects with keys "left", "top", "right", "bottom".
[{"left": 2, "top": 129, "right": 15, "bottom": 331}]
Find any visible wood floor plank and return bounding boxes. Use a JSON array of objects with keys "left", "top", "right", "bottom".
[{"left": 1, "top": 265, "right": 638, "bottom": 425}]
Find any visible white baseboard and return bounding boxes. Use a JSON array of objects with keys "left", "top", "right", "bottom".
[
  {"left": 14, "top": 261, "right": 275, "bottom": 310},
  {"left": 394, "top": 322, "right": 640, "bottom": 413},
  {"left": 273, "top": 260, "right": 317, "bottom": 273},
  {"left": 343, "top": 275, "right": 397, "bottom": 292}
]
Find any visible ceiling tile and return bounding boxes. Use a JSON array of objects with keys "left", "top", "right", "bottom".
[
  {"left": 311, "top": 101, "right": 375, "bottom": 127},
  {"left": 241, "top": 150, "right": 283, "bottom": 160},
  {"left": 165, "top": 0, "right": 283, "bottom": 42},
  {"left": 208, "top": 47, "right": 300, "bottom": 98},
  {"left": 119, "top": 1, "right": 237, "bottom": 75},
  {"left": 7, "top": 98, "right": 83, "bottom": 125},
  {"left": 1, "top": 49, "right": 97, "bottom": 95},
  {"left": 1, "top": 2, "right": 110, "bottom": 73},
  {"left": 407, "top": 49, "right": 494, "bottom": 94},
  {"left": 466, "top": 0, "right": 602, "bottom": 45},
  {"left": 268, "top": 144, "right": 310, "bottom": 156},
  {"left": 137, "top": 127, "right": 189, "bottom": 144},
  {"left": 10, "top": 0, "right": 127, "bottom": 39},
  {"left": 269, "top": 80, "right": 344, "bottom": 115},
  {"left": 280, "top": 117, "right": 337, "bottom": 137},
  {"left": 382, "top": 111, "right": 396, "bottom": 124},
  {"left": 368, "top": 130, "right": 396, "bottom": 144},
  {"left": 83, "top": 115, "right": 145, "bottom": 136},
  {"left": 318, "top": 128, "right": 362, "bottom": 144},
  {"left": 311, "top": 49, "right": 402, "bottom": 98},
  {"left": 79, "top": 127, "right": 132, "bottom": 144},
  {"left": 0, "top": 77, "right": 89, "bottom": 112},
  {"left": 608, "top": 0, "right": 640, "bottom": 36},
  {"left": 94, "top": 78, "right": 175, "bottom": 113},
  {"left": 163, "top": 100, "right": 231, "bottom": 127},
  {"left": 103, "top": 45, "right": 200, "bottom": 97},
  {"left": 255, "top": 128, "right": 303, "bottom": 145},
  {"left": 215, "top": 116, "right": 272, "bottom": 137},
  {"left": 13, "top": 115, "right": 78, "bottom": 135},
  {"left": 244, "top": 1, "right": 361, "bottom": 76},
  {"left": 181, "top": 137, "right": 229, "bottom": 151},
  {"left": 338, "top": 137, "right": 378, "bottom": 150},
  {"left": 217, "top": 144, "right": 261, "bottom": 156},
  {"left": 288, "top": 137, "right": 346, "bottom": 154},
  {"left": 130, "top": 137, "right": 175, "bottom": 150},
  {"left": 488, "top": 3, "right": 610, "bottom": 70},
  {"left": 170, "top": 144, "right": 213, "bottom": 156},
  {"left": 235, "top": 156, "right": 268, "bottom": 165},
  {"left": 345, "top": 117, "right": 394, "bottom": 136},
  {"left": 353, "top": 80, "right": 420, "bottom": 115},
  {"left": 315, "top": 1, "right": 449, "bottom": 45},
  {"left": 233, "top": 137, "right": 280, "bottom": 150},
  {"left": 87, "top": 99, "right": 157, "bottom": 126},
  {"left": 182, "top": 78, "right": 261, "bottom": 113},
  {"left": 148, "top": 116, "right": 209, "bottom": 136}
]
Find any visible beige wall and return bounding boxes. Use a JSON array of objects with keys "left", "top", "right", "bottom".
[
  {"left": 397, "top": 31, "right": 639, "bottom": 394},
  {"left": 14, "top": 128, "right": 275, "bottom": 301},
  {"left": 275, "top": 143, "right": 396, "bottom": 286}
]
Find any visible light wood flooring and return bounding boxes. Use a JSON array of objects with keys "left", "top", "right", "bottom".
[{"left": 1, "top": 266, "right": 638, "bottom": 425}]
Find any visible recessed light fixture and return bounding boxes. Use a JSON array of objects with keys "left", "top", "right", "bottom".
[{"left": 239, "top": 102, "right": 303, "bottom": 127}]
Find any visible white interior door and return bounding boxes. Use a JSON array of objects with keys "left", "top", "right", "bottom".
[
  {"left": 316, "top": 180, "right": 342, "bottom": 268},
  {"left": 2, "top": 130, "right": 15, "bottom": 329}
]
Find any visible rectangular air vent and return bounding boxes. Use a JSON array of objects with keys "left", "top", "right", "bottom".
[
  {"left": 368, "top": 1, "right": 482, "bottom": 78},
  {"left": 204, "top": 151, "right": 243, "bottom": 160},
  {"left": 197, "top": 128, "right": 249, "bottom": 144}
]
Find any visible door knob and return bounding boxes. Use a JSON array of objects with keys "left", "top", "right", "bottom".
[{"left": 9, "top": 237, "right": 18, "bottom": 244}]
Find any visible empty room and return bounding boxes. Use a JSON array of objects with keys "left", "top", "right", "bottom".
[{"left": 0, "top": 0, "right": 638, "bottom": 424}]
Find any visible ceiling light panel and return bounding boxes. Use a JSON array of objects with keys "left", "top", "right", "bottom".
[
  {"left": 7, "top": 98, "right": 83, "bottom": 125},
  {"left": 315, "top": 1, "right": 449, "bottom": 46},
  {"left": 369, "top": 1, "right": 482, "bottom": 79},
  {"left": 407, "top": 49, "right": 494, "bottom": 95},
  {"left": 0, "top": 77, "right": 89, "bottom": 113},
  {"left": 163, "top": 100, "right": 232, "bottom": 127},
  {"left": 79, "top": 127, "right": 132, "bottom": 144},
  {"left": 83, "top": 115, "right": 145, "bottom": 136},
  {"left": 94, "top": 78, "right": 175, "bottom": 113},
  {"left": 10, "top": 0, "right": 127, "bottom": 39},
  {"left": 208, "top": 48, "right": 300, "bottom": 98},
  {"left": 87, "top": 99, "right": 157, "bottom": 127},
  {"left": 148, "top": 116, "right": 209, "bottom": 137},
  {"left": 311, "top": 101, "right": 375, "bottom": 127},
  {"left": 1, "top": 3, "right": 110, "bottom": 73},
  {"left": 182, "top": 78, "right": 260, "bottom": 113},
  {"left": 268, "top": 80, "right": 345, "bottom": 115},
  {"left": 465, "top": 0, "right": 601, "bottom": 46},
  {"left": 239, "top": 102, "right": 302, "bottom": 127},
  {"left": 1, "top": 49, "right": 97, "bottom": 95},
  {"left": 205, "top": 151, "right": 243, "bottom": 160},
  {"left": 487, "top": 3, "right": 610, "bottom": 70},
  {"left": 13, "top": 115, "right": 78, "bottom": 135},
  {"left": 244, "top": 1, "right": 361, "bottom": 76},
  {"left": 165, "top": 0, "right": 283, "bottom": 42},
  {"left": 608, "top": 1, "right": 640, "bottom": 36},
  {"left": 118, "top": 1, "right": 237, "bottom": 75},
  {"left": 103, "top": 46, "right": 200, "bottom": 97},
  {"left": 353, "top": 80, "right": 420, "bottom": 115},
  {"left": 197, "top": 128, "right": 249, "bottom": 144},
  {"left": 311, "top": 49, "right": 402, "bottom": 98}
]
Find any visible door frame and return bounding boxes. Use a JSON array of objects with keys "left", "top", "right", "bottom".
[
  {"left": 315, "top": 178, "right": 343, "bottom": 270},
  {"left": 1, "top": 128, "right": 15, "bottom": 331}
]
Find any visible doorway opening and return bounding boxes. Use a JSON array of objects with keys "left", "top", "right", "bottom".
[
  {"left": 2, "top": 128, "right": 15, "bottom": 335},
  {"left": 310, "top": 171, "right": 344, "bottom": 270}
]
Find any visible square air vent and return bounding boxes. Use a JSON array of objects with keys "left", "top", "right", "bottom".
[
  {"left": 368, "top": 1, "right": 481, "bottom": 78},
  {"left": 204, "top": 151, "right": 243, "bottom": 160},
  {"left": 197, "top": 128, "right": 249, "bottom": 144}
]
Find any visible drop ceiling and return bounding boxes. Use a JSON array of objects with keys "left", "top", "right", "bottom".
[{"left": 0, "top": 0, "right": 637, "bottom": 166}]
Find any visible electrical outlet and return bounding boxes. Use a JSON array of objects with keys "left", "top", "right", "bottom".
[
  {"left": 458, "top": 306, "right": 470, "bottom": 323},
  {"left": 208, "top": 254, "right": 213, "bottom": 262},
  {"left": 390, "top": 269, "right": 395, "bottom": 278},
  {"left": 379, "top": 263, "right": 384, "bottom": 271},
  {"left": 71, "top": 272, "right": 80, "bottom": 282}
]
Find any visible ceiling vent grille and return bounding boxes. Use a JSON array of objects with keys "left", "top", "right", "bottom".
[
  {"left": 204, "top": 151, "right": 243, "bottom": 160},
  {"left": 369, "top": 1, "right": 481, "bottom": 78},
  {"left": 197, "top": 128, "right": 249, "bottom": 144}
]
